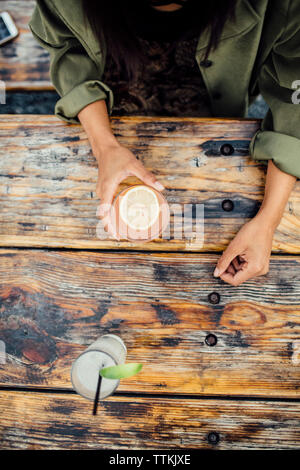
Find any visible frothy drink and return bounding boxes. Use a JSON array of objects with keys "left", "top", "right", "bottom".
[
  {"left": 71, "top": 334, "right": 127, "bottom": 400},
  {"left": 111, "top": 184, "right": 170, "bottom": 241}
]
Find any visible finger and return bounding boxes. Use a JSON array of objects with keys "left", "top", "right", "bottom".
[
  {"left": 220, "top": 264, "right": 255, "bottom": 286},
  {"left": 134, "top": 162, "right": 165, "bottom": 192},
  {"left": 96, "top": 203, "right": 111, "bottom": 218},
  {"left": 226, "top": 263, "right": 236, "bottom": 275},
  {"left": 238, "top": 254, "right": 247, "bottom": 266},
  {"left": 102, "top": 212, "right": 120, "bottom": 240},
  {"left": 213, "top": 244, "right": 245, "bottom": 277},
  {"left": 101, "top": 202, "right": 120, "bottom": 239},
  {"left": 232, "top": 257, "right": 243, "bottom": 272},
  {"left": 97, "top": 179, "right": 120, "bottom": 218}
]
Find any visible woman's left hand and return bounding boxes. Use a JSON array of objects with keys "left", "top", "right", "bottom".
[{"left": 213, "top": 214, "right": 275, "bottom": 286}]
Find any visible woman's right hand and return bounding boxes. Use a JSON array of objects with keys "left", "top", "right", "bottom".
[
  {"left": 95, "top": 142, "right": 165, "bottom": 237},
  {"left": 77, "top": 100, "right": 164, "bottom": 237}
]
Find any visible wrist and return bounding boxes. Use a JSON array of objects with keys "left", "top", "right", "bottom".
[
  {"left": 93, "top": 137, "right": 122, "bottom": 161},
  {"left": 254, "top": 207, "right": 281, "bottom": 231}
]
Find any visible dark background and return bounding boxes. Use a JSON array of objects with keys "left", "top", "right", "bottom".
[{"left": 0, "top": 91, "right": 268, "bottom": 118}]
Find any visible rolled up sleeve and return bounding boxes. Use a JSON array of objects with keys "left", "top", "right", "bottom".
[
  {"left": 250, "top": 0, "right": 300, "bottom": 179},
  {"left": 29, "top": 0, "right": 113, "bottom": 123}
]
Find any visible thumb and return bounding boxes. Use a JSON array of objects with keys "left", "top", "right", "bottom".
[
  {"left": 97, "top": 179, "right": 119, "bottom": 218},
  {"left": 214, "top": 244, "right": 242, "bottom": 277},
  {"left": 134, "top": 162, "right": 165, "bottom": 192}
]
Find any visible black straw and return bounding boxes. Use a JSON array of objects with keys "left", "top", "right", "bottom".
[{"left": 92, "top": 373, "right": 102, "bottom": 415}]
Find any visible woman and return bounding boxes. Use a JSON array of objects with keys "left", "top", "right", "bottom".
[{"left": 29, "top": 0, "right": 300, "bottom": 286}]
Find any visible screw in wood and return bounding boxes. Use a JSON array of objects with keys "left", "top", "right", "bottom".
[
  {"left": 207, "top": 431, "right": 220, "bottom": 445},
  {"left": 205, "top": 334, "right": 218, "bottom": 347},
  {"left": 220, "top": 143, "right": 234, "bottom": 156},
  {"left": 222, "top": 199, "right": 234, "bottom": 212},
  {"left": 208, "top": 292, "right": 220, "bottom": 304}
]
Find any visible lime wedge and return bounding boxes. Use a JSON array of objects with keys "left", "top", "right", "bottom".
[{"left": 100, "top": 363, "right": 143, "bottom": 380}]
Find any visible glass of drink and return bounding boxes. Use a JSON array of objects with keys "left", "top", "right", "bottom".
[
  {"left": 111, "top": 184, "right": 170, "bottom": 242},
  {"left": 71, "top": 334, "right": 127, "bottom": 400}
]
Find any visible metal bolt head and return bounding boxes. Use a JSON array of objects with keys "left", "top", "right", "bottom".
[
  {"left": 222, "top": 199, "right": 234, "bottom": 212},
  {"left": 207, "top": 432, "right": 220, "bottom": 445},
  {"left": 205, "top": 334, "right": 218, "bottom": 347},
  {"left": 220, "top": 143, "right": 234, "bottom": 156},
  {"left": 208, "top": 292, "right": 220, "bottom": 304}
]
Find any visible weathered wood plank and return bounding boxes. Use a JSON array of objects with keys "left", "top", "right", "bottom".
[
  {"left": 0, "top": 249, "right": 299, "bottom": 397},
  {"left": 0, "top": 1, "right": 52, "bottom": 91},
  {"left": 0, "top": 115, "right": 299, "bottom": 252},
  {"left": 0, "top": 391, "right": 299, "bottom": 449}
]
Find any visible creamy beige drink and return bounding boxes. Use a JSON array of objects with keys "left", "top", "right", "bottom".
[
  {"left": 71, "top": 334, "right": 127, "bottom": 400},
  {"left": 111, "top": 184, "right": 170, "bottom": 241}
]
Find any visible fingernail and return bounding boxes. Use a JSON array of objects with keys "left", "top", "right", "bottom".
[
  {"left": 154, "top": 182, "right": 165, "bottom": 191},
  {"left": 213, "top": 267, "right": 221, "bottom": 277}
]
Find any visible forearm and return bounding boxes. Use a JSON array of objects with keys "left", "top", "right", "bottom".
[
  {"left": 256, "top": 160, "right": 297, "bottom": 229},
  {"left": 77, "top": 100, "right": 120, "bottom": 162}
]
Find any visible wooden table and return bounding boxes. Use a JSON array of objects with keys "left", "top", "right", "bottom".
[
  {"left": 0, "top": 0, "right": 52, "bottom": 91},
  {"left": 0, "top": 115, "right": 300, "bottom": 450}
]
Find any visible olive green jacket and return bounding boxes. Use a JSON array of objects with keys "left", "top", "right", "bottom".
[{"left": 29, "top": 0, "right": 300, "bottom": 178}]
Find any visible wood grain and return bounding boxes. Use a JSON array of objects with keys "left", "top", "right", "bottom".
[
  {"left": 0, "top": 1, "right": 52, "bottom": 91},
  {"left": 0, "top": 249, "right": 299, "bottom": 397},
  {"left": 0, "top": 115, "right": 299, "bottom": 252},
  {"left": 1, "top": 4, "right": 299, "bottom": 450},
  {"left": 0, "top": 391, "right": 299, "bottom": 449}
]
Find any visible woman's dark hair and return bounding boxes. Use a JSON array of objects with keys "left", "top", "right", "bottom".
[{"left": 85, "top": 0, "right": 237, "bottom": 82}]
